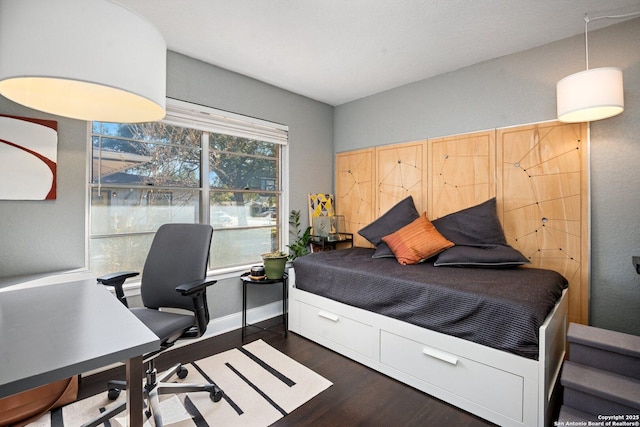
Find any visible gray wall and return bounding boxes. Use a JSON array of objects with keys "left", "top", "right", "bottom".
[
  {"left": 0, "top": 106, "right": 86, "bottom": 276},
  {"left": 334, "top": 19, "right": 640, "bottom": 335},
  {"left": 1, "top": 20, "right": 638, "bottom": 335},
  {"left": 165, "top": 53, "right": 334, "bottom": 318},
  {"left": 0, "top": 52, "right": 334, "bottom": 320}
]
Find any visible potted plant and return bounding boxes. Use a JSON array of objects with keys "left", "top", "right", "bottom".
[
  {"left": 287, "top": 210, "right": 311, "bottom": 261},
  {"left": 261, "top": 250, "right": 288, "bottom": 279}
]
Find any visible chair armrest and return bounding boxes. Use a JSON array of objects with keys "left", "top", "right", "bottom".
[
  {"left": 175, "top": 278, "right": 217, "bottom": 296},
  {"left": 176, "top": 278, "right": 217, "bottom": 338},
  {"left": 97, "top": 271, "right": 139, "bottom": 307},
  {"left": 97, "top": 271, "right": 140, "bottom": 286}
]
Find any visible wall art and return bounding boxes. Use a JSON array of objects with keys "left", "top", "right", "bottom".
[{"left": 0, "top": 115, "right": 58, "bottom": 200}]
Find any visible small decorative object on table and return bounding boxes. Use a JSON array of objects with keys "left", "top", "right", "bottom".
[
  {"left": 261, "top": 251, "right": 288, "bottom": 279},
  {"left": 249, "top": 265, "right": 266, "bottom": 281},
  {"left": 312, "top": 216, "right": 331, "bottom": 237},
  {"left": 308, "top": 193, "right": 334, "bottom": 238},
  {"left": 329, "top": 215, "right": 346, "bottom": 241}
]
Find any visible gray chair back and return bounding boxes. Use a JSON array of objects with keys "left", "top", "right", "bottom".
[{"left": 141, "top": 223, "right": 213, "bottom": 311}]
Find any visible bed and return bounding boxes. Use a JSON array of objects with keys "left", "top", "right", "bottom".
[{"left": 287, "top": 199, "right": 569, "bottom": 427}]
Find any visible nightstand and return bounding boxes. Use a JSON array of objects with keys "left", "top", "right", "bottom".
[{"left": 240, "top": 272, "right": 288, "bottom": 341}]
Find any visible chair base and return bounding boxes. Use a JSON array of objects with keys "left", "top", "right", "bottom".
[{"left": 81, "top": 361, "right": 223, "bottom": 427}]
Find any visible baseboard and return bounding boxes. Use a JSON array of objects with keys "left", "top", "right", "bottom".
[
  {"left": 169, "top": 299, "right": 284, "bottom": 350},
  {"left": 82, "top": 300, "right": 284, "bottom": 377}
]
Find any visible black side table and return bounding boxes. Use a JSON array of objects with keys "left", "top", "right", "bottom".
[
  {"left": 240, "top": 272, "right": 288, "bottom": 341},
  {"left": 310, "top": 233, "right": 354, "bottom": 252}
]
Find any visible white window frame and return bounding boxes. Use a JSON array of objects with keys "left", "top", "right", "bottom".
[{"left": 86, "top": 98, "right": 290, "bottom": 282}]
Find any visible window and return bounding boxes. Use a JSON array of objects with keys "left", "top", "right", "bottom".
[{"left": 89, "top": 100, "right": 288, "bottom": 276}]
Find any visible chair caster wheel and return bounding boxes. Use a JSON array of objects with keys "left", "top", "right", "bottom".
[
  {"left": 210, "top": 388, "right": 223, "bottom": 402},
  {"left": 107, "top": 388, "right": 121, "bottom": 400},
  {"left": 177, "top": 366, "right": 188, "bottom": 379}
]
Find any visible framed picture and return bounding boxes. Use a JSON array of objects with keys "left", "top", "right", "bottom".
[
  {"left": 308, "top": 193, "right": 335, "bottom": 224},
  {"left": 0, "top": 115, "right": 58, "bottom": 200}
]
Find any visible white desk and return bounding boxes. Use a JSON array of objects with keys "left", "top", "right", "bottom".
[{"left": 0, "top": 278, "right": 160, "bottom": 426}]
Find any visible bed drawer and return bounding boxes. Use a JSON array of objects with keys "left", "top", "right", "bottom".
[
  {"left": 380, "top": 330, "right": 525, "bottom": 423},
  {"left": 298, "top": 301, "right": 375, "bottom": 359}
]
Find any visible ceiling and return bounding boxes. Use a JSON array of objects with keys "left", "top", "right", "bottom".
[{"left": 116, "top": 0, "right": 640, "bottom": 106}]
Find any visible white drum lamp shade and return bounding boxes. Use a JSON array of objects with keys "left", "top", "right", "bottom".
[
  {"left": 557, "top": 67, "right": 624, "bottom": 123},
  {"left": 0, "top": 0, "right": 166, "bottom": 123}
]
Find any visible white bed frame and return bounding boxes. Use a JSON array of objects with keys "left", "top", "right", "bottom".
[{"left": 287, "top": 268, "right": 568, "bottom": 427}]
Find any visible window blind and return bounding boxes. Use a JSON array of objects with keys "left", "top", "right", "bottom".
[{"left": 165, "top": 98, "right": 289, "bottom": 145}]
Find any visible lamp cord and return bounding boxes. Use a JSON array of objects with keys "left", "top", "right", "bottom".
[
  {"left": 584, "top": 15, "right": 589, "bottom": 70},
  {"left": 584, "top": 11, "right": 640, "bottom": 70}
]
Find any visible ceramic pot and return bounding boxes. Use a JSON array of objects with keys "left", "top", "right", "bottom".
[{"left": 261, "top": 254, "right": 287, "bottom": 279}]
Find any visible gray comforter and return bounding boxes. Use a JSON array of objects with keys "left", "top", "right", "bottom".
[{"left": 293, "top": 247, "right": 567, "bottom": 360}]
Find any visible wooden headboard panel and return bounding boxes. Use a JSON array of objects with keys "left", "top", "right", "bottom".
[{"left": 335, "top": 121, "right": 588, "bottom": 325}]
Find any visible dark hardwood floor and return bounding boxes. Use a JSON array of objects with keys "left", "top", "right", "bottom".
[{"left": 79, "top": 318, "right": 495, "bottom": 426}]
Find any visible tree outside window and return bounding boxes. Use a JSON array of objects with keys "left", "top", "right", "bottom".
[{"left": 90, "top": 116, "right": 282, "bottom": 276}]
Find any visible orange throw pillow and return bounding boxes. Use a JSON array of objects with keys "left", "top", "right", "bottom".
[{"left": 382, "top": 212, "right": 454, "bottom": 265}]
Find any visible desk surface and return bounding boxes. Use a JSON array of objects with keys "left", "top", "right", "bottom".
[{"left": 0, "top": 278, "right": 160, "bottom": 398}]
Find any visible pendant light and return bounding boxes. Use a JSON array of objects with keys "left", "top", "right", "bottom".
[
  {"left": 0, "top": 0, "right": 166, "bottom": 123},
  {"left": 556, "top": 12, "right": 640, "bottom": 123}
]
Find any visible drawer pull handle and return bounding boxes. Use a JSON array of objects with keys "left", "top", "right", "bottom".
[
  {"left": 423, "top": 347, "right": 458, "bottom": 365},
  {"left": 318, "top": 311, "right": 339, "bottom": 322}
]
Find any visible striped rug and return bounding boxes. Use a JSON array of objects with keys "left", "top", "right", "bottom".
[{"left": 27, "top": 340, "right": 332, "bottom": 427}]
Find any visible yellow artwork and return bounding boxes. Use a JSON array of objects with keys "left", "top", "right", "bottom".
[{"left": 308, "top": 193, "right": 335, "bottom": 225}]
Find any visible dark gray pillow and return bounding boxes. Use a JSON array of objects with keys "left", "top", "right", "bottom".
[
  {"left": 372, "top": 242, "right": 395, "bottom": 258},
  {"left": 434, "top": 245, "right": 530, "bottom": 267},
  {"left": 431, "top": 198, "right": 507, "bottom": 246},
  {"left": 358, "top": 196, "right": 420, "bottom": 249}
]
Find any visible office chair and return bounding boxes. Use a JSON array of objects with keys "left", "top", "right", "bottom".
[{"left": 83, "top": 223, "right": 223, "bottom": 427}]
